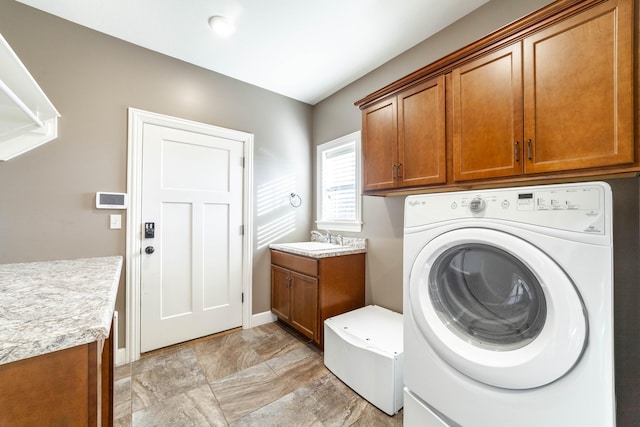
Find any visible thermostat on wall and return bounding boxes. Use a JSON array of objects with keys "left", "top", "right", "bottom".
[{"left": 96, "top": 192, "right": 128, "bottom": 209}]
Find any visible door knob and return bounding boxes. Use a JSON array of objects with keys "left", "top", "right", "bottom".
[{"left": 145, "top": 246, "right": 155, "bottom": 254}]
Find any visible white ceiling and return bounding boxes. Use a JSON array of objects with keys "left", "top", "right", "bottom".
[{"left": 16, "top": 0, "right": 490, "bottom": 105}]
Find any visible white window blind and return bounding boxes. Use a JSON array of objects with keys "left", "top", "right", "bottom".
[{"left": 317, "top": 131, "right": 362, "bottom": 232}]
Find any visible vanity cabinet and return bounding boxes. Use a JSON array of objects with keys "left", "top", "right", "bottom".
[
  {"left": 270, "top": 249, "right": 365, "bottom": 348},
  {"left": 453, "top": 0, "right": 634, "bottom": 182},
  {"left": 357, "top": 0, "right": 638, "bottom": 194},
  {"left": 362, "top": 76, "right": 446, "bottom": 192}
]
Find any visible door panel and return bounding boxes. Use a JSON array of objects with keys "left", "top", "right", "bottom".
[
  {"left": 140, "top": 123, "right": 243, "bottom": 352},
  {"left": 161, "top": 140, "right": 230, "bottom": 192},
  {"left": 202, "top": 203, "right": 230, "bottom": 309},
  {"left": 161, "top": 202, "right": 193, "bottom": 318}
]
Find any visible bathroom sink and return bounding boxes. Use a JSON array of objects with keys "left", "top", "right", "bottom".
[
  {"left": 276, "top": 241, "right": 343, "bottom": 251},
  {"left": 270, "top": 239, "right": 366, "bottom": 258}
]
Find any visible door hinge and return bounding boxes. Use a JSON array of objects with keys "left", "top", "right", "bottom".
[
  {"left": 241, "top": 292, "right": 244, "bottom": 303},
  {"left": 240, "top": 224, "right": 244, "bottom": 235},
  {"left": 241, "top": 157, "right": 245, "bottom": 168}
]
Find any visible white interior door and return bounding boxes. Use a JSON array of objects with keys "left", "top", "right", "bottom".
[{"left": 140, "top": 122, "right": 244, "bottom": 352}]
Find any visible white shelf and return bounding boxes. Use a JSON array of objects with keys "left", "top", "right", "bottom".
[{"left": 0, "top": 33, "right": 60, "bottom": 161}]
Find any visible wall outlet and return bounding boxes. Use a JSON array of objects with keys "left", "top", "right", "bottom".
[{"left": 110, "top": 214, "right": 122, "bottom": 230}]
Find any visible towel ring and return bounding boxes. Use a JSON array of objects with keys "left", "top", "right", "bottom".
[{"left": 289, "top": 193, "right": 302, "bottom": 208}]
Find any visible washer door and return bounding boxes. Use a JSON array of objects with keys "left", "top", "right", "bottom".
[{"left": 409, "top": 228, "right": 587, "bottom": 389}]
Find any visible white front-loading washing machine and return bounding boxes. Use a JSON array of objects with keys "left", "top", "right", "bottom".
[{"left": 403, "top": 182, "right": 614, "bottom": 427}]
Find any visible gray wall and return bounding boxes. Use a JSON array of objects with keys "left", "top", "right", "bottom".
[
  {"left": 0, "top": 0, "right": 314, "bottom": 347},
  {"left": 312, "top": 0, "right": 557, "bottom": 313},
  {"left": 2, "top": 0, "right": 637, "bottom": 383},
  {"left": 609, "top": 178, "right": 640, "bottom": 426}
]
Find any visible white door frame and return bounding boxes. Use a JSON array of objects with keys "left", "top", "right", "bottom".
[{"left": 125, "top": 107, "right": 254, "bottom": 363}]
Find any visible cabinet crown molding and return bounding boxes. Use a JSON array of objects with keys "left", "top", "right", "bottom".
[{"left": 355, "top": 0, "right": 610, "bottom": 109}]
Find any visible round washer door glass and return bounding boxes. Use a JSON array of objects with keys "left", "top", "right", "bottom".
[
  {"left": 409, "top": 228, "right": 587, "bottom": 390},
  {"left": 429, "top": 244, "right": 546, "bottom": 351}
]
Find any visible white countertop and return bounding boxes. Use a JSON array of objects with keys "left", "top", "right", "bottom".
[
  {"left": 269, "top": 237, "right": 367, "bottom": 258},
  {"left": 0, "top": 256, "right": 123, "bottom": 365}
]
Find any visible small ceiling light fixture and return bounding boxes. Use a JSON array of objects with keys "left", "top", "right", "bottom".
[{"left": 208, "top": 15, "right": 235, "bottom": 37}]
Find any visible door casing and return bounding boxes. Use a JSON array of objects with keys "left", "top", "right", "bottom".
[{"left": 125, "top": 107, "right": 254, "bottom": 363}]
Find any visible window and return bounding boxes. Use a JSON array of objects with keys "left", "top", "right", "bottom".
[{"left": 316, "top": 131, "right": 362, "bottom": 232}]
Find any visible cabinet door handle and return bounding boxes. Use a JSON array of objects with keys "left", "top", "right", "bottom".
[
  {"left": 392, "top": 164, "right": 397, "bottom": 179},
  {"left": 514, "top": 141, "right": 520, "bottom": 162},
  {"left": 286, "top": 276, "right": 292, "bottom": 288},
  {"left": 527, "top": 139, "right": 533, "bottom": 160},
  {"left": 397, "top": 163, "right": 403, "bottom": 178}
]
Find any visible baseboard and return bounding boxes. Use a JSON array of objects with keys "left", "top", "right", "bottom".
[
  {"left": 115, "top": 347, "right": 127, "bottom": 367},
  {"left": 251, "top": 310, "right": 277, "bottom": 327}
]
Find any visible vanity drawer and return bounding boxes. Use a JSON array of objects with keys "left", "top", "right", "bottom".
[{"left": 271, "top": 250, "right": 318, "bottom": 276}]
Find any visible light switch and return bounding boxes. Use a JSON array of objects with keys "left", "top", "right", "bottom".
[{"left": 110, "top": 214, "right": 122, "bottom": 230}]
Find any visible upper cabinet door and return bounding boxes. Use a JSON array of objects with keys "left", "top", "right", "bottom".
[
  {"left": 452, "top": 43, "right": 524, "bottom": 182},
  {"left": 398, "top": 76, "right": 446, "bottom": 187},
  {"left": 523, "top": 0, "right": 634, "bottom": 173},
  {"left": 362, "top": 97, "right": 398, "bottom": 191}
]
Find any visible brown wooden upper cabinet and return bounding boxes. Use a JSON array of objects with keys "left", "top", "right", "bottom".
[
  {"left": 453, "top": 0, "right": 633, "bottom": 182},
  {"left": 357, "top": 0, "right": 637, "bottom": 193},
  {"left": 362, "top": 76, "right": 446, "bottom": 191}
]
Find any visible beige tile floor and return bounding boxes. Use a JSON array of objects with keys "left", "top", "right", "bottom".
[{"left": 113, "top": 322, "right": 403, "bottom": 426}]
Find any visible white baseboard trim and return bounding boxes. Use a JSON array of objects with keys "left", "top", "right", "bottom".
[
  {"left": 115, "top": 347, "right": 127, "bottom": 367},
  {"left": 250, "top": 310, "right": 277, "bottom": 328}
]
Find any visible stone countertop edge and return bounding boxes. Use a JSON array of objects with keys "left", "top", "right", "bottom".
[
  {"left": 269, "top": 244, "right": 367, "bottom": 258},
  {"left": 0, "top": 256, "right": 123, "bottom": 365}
]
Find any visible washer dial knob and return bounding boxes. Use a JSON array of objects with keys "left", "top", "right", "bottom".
[{"left": 469, "top": 197, "right": 487, "bottom": 213}]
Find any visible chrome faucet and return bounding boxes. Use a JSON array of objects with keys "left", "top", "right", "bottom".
[{"left": 311, "top": 229, "right": 331, "bottom": 243}]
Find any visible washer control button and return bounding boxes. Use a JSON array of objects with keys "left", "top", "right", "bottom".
[{"left": 469, "top": 197, "right": 487, "bottom": 213}]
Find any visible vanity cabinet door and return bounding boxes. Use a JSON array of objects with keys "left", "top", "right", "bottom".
[
  {"left": 290, "top": 271, "right": 319, "bottom": 341},
  {"left": 271, "top": 265, "right": 291, "bottom": 323},
  {"left": 452, "top": 43, "right": 524, "bottom": 182},
  {"left": 522, "top": 0, "right": 633, "bottom": 173}
]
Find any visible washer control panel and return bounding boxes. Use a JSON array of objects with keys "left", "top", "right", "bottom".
[
  {"left": 469, "top": 197, "right": 487, "bottom": 213},
  {"left": 515, "top": 188, "right": 599, "bottom": 211},
  {"left": 405, "top": 183, "right": 610, "bottom": 235}
]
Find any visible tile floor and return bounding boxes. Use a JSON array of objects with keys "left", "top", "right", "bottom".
[{"left": 113, "top": 322, "right": 403, "bottom": 426}]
